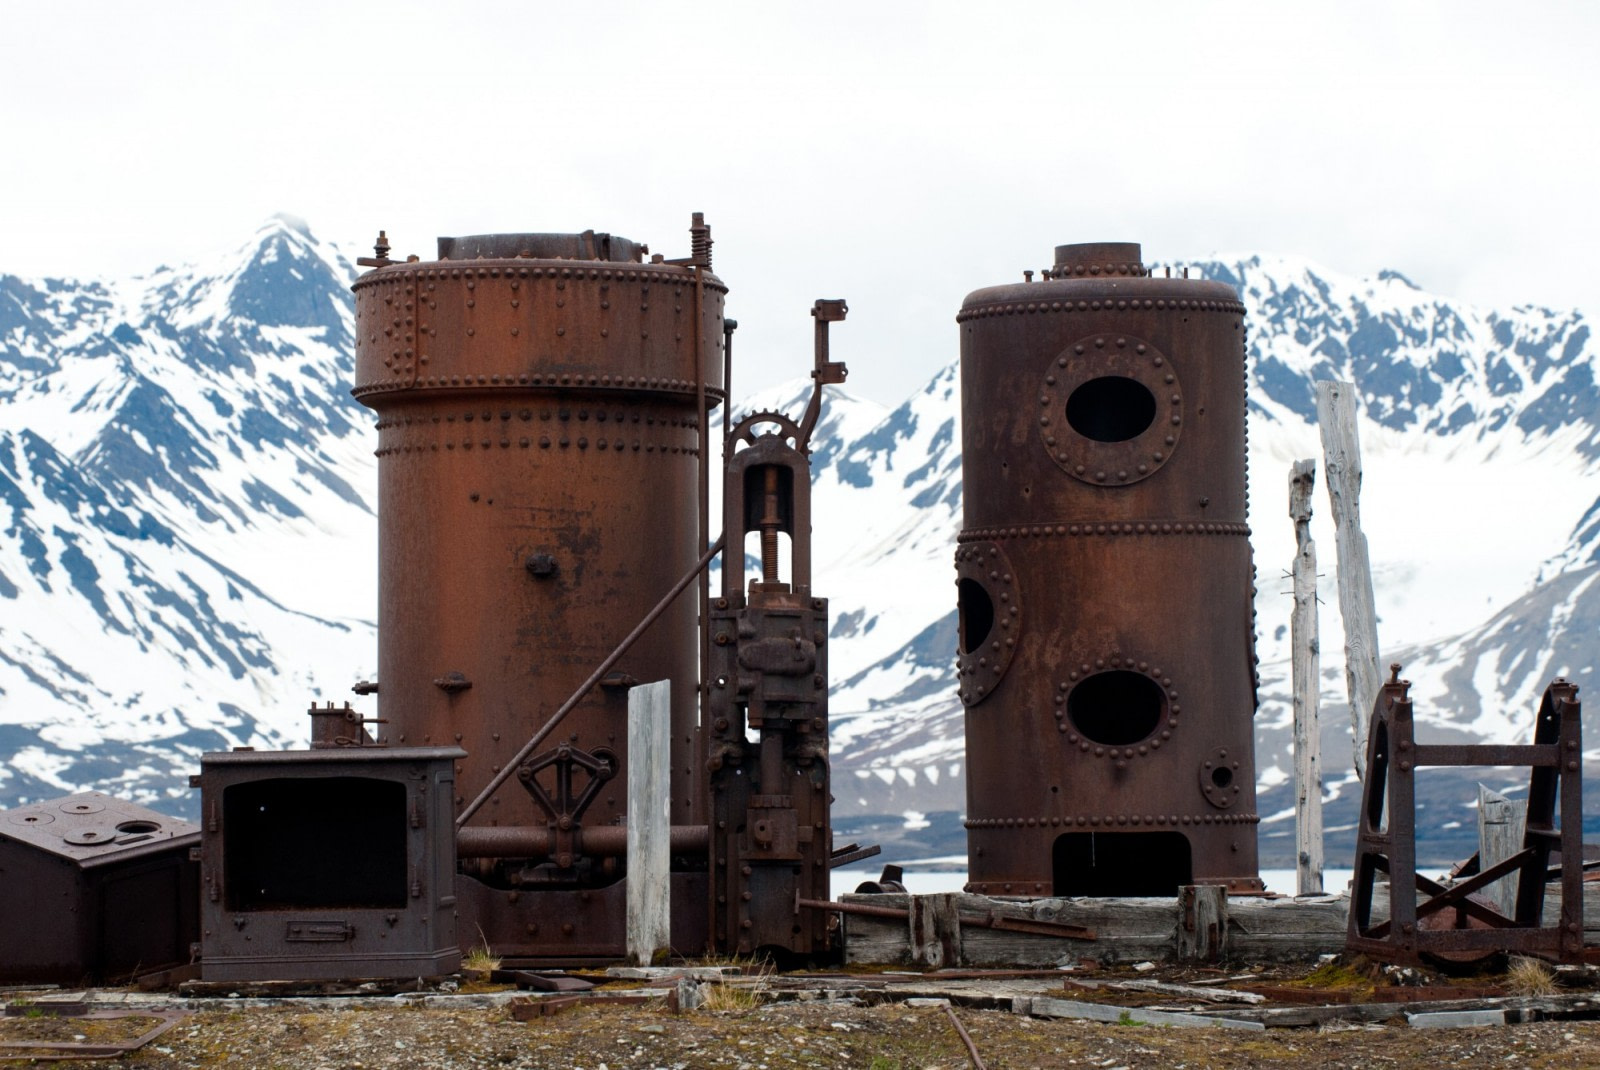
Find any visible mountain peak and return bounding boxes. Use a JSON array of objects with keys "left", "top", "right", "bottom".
[
  {"left": 264, "top": 212, "right": 314, "bottom": 239},
  {"left": 156, "top": 215, "right": 354, "bottom": 334}
]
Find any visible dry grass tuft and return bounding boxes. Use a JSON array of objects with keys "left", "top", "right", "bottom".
[
  {"left": 694, "top": 953, "right": 774, "bottom": 1013},
  {"left": 460, "top": 944, "right": 501, "bottom": 974},
  {"left": 1505, "top": 956, "right": 1557, "bottom": 997}
]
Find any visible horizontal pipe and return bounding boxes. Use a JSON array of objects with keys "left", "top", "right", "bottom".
[{"left": 457, "top": 824, "right": 709, "bottom": 860}]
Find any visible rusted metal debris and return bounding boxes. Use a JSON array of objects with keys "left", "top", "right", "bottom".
[
  {"left": 0, "top": 1005, "right": 187, "bottom": 1062},
  {"left": 956, "top": 242, "right": 1262, "bottom": 898},
  {"left": 1347, "top": 667, "right": 1586, "bottom": 965},
  {"left": 509, "top": 993, "right": 666, "bottom": 1020}
]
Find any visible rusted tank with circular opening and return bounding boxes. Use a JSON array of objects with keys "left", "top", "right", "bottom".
[
  {"left": 956, "top": 241, "right": 1262, "bottom": 896},
  {"left": 352, "top": 228, "right": 723, "bottom": 843}
]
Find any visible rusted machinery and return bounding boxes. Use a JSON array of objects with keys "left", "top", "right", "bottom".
[
  {"left": 1347, "top": 667, "right": 1585, "bottom": 965},
  {"left": 347, "top": 220, "right": 727, "bottom": 962},
  {"left": 956, "top": 242, "right": 1263, "bottom": 897},
  {"left": 704, "top": 301, "right": 848, "bottom": 955}
]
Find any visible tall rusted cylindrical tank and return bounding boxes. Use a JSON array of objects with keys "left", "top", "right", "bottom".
[
  {"left": 352, "top": 229, "right": 723, "bottom": 839},
  {"left": 956, "top": 242, "right": 1262, "bottom": 896}
]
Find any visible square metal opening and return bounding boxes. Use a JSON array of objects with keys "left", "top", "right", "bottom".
[
  {"left": 1052, "top": 831, "right": 1192, "bottom": 896},
  {"left": 223, "top": 776, "right": 407, "bottom": 911}
]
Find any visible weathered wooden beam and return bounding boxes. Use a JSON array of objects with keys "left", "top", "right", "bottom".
[
  {"left": 1289, "top": 458, "right": 1325, "bottom": 896},
  {"left": 625, "top": 680, "right": 672, "bottom": 966},
  {"left": 1478, "top": 784, "right": 1529, "bottom": 917},
  {"left": 1315, "top": 381, "right": 1380, "bottom": 781}
]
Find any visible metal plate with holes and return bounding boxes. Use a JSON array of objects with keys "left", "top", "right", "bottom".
[
  {"left": 63, "top": 826, "right": 118, "bottom": 846},
  {"left": 1200, "top": 747, "right": 1243, "bottom": 809},
  {"left": 954, "top": 541, "right": 1021, "bottom": 706},
  {"left": 1038, "top": 333, "right": 1181, "bottom": 486}
]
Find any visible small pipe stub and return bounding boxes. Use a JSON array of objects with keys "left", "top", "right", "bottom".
[{"left": 1051, "top": 242, "right": 1147, "bottom": 278}]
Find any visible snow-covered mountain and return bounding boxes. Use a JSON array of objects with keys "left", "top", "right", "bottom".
[
  {"left": 3, "top": 222, "right": 1596, "bottom": 870},
  {"left": 0, "top": 216, "right": 377, "bottom": 808}
]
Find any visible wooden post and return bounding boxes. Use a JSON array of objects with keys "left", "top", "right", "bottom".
[
  {"left": 1315, "top": 381, "right": 1380, "bottom": 782},
  {"left": 1477, "top": 785, "right": 1527, "bottom": 917},
  {"left": 1177, "top": 885, "right": 1229, "bottom": 962},
  {"left": 908, "top": 893, "right": 964, "bottom": 968},
  {"left": 626, "top": 679, "right": 672, "bottom": 965},
  {"left": 1289, "top": 459, "right": 1324, "bottom": 896}
]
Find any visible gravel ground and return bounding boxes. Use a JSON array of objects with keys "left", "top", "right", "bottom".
[{"left": 5, "top": 965, "right": 1600, "bottom": 1068}]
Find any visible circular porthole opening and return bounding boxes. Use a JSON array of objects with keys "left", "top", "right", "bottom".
[
  {"left": 957, "top": 578, "right": 995, "bottom": 654},
  {"left": 1066, "top": 376, "right": 1157, "bottom": 443},
  {"left": 1210, "top": 767, "right": 1233, "bottom": 789},
  {"left": 1067, "top": 670, "right": 1165, "bottom": 745}
]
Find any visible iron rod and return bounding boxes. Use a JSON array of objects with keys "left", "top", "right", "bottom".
[
  {"left": 943, "top": 1004, "right": 988, "bottom": 1070},
  {"left": 456, "top": 535, "right": 726, "bottom": 829}
]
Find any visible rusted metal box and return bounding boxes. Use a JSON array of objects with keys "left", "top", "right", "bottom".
[
  {"left": 0, "top": 792, "right": 199, "bottom": 984},
  {"left": 194, "top": 747, "right": 464, "bottom": 981}
]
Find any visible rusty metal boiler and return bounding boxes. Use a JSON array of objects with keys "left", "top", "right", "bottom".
[
  {"left": 956, "top": 242, "right": 1262, "bottom": 897},
  {"left": 352, "top": 222, "right": 724, "bottom": 955}
]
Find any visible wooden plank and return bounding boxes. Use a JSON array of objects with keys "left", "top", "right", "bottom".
[
  {"left": 1478, "top": 785, "right": 1527, "bottom": 917},
  {"left": 625, "top": 680, "right": 672, "bottom": 966},
  {"left": 1289, "top": 458, "right": 1325, "bottom": 895},
  {"left": 1019, "top": 995, "right": 1265, "bottom": 1031},
  {"left": 1315, "top": 380, "right": 1381, "bottom": 781}
]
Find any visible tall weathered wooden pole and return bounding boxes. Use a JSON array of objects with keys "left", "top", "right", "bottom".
[
  {"left": 1315, "top": 381, "right": 1379, "bottom": 782},
  {"left": 626, "top": 680, "right": 672, "bottom": 965},
  {"left": 1289, "top": 459, "right": 1324, "bottom": 896}
]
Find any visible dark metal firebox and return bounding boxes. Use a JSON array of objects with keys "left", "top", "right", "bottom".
[
  {"left": 957, "top": 242, "right": 1263, "bottom": 897},
  {"left": 193, "top": 747, "right": 463, "bottom": 981},
  {"left": 0, "top": 793, "right": 198, "bottom": 985}
]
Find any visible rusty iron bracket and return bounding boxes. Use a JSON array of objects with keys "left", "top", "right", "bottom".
[
  {"left": 1347, "top": 668, "right": 1585, "bottom": 965},
  {"left": 796, "top": 300, "right": 849, "bottom": 447}
]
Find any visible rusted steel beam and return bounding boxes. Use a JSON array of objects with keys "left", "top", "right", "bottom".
[{"left": 456, "top": 824, "right": 709, "bottom": 859}]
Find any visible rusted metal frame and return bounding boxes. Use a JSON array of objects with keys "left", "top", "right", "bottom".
[
  {"left": 942, "top": 1003, "right": 989, "bottom": 1070},
  {"left": 1347, "top": 672, "right": 1583, "bottom": 963},
  {"left": 797, "top": 897, "right": 1096, "bottom": 941},
  {"left": 1361, "top": 850, "right": 1540, "bottom": 938},
  {"left": 456, "top": 535, "right": 726, "bottom": 829},
  {"left": 1413, "top": 744, "right": 1559, "bottom": 767},
  {"left": 0, "top": 1008, "right": 186, "bottom": 1061}
]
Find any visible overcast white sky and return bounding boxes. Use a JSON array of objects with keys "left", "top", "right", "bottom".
[{"left": 3, "top": 1, "right": 1595, "bottom": 403}]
